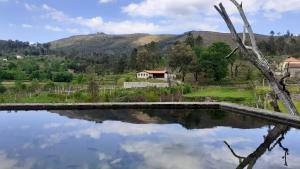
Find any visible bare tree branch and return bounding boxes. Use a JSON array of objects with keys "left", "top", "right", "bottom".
[
  {"left": 236, "top": 125, "right": 289, "bottom": 169},
  {"left": 226, "top": 47, "right": 239, "bottom": 59},
  {"left": 214, "top": 2, "right": 298, "bottom": 116},
  {"left": 242, "top": 25, "right": 247, "bottom": 44},
  {"left": 224, "top": 141, "right": 245, "bottom": 163}
]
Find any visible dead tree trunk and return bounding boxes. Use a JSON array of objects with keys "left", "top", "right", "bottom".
[
  {"left": 215, "top": 0, "right": 298, "bottom": 116},
  {"left": 225, "top": 124, "right": 289, "bottom": 169}
]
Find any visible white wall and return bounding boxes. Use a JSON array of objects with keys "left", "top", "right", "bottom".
[{"left": 124, "top": 82, "right": 169, "bottom": 88}]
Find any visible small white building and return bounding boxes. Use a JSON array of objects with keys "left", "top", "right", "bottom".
[
  {"left": 281, "top": 57, "right": 300, "bottom": 78},
  {"left": 2, "top": 58, "right": 8, "bottom": 62},
  {"left": 137, "top": 70, "right": 169, "bottom": 79}
]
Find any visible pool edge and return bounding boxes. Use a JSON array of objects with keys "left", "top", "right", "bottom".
[{"left": 1, "top": 102, "right": 300, "bottom": 128}]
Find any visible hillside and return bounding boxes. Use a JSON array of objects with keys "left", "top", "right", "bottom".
[
  {"left": 50, "top": 32, "right": 174, "bottom": 55},
  {"left": 50, "top": 31, "right": 269, "bottom": 55}
]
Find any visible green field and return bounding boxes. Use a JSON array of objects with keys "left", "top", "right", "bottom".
[{"left": 185, "top": 86, "right": 255, "bottom": 104}]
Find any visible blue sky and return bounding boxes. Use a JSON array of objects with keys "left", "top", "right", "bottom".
[{"left": 0, "top": 0, "right": 300, "bottom": 43}]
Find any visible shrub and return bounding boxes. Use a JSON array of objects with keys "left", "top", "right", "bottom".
[
  {"left": 44, "top": 81, "right": 55, "bottom": 90},
  {"left": 14, "top": 81, "right": 26, "bottom": 91},
  {"left": 0, "top": 84, "right": 6, "bottom": 93},
  {"left": 125, "top": 76, "right": 133, "bottom": 82},
  {"left": 52, "top": 72, "right": 73, "bottom": 82},
  {"left": 182, "top": 84, "right": 192, "bottom": 94}
]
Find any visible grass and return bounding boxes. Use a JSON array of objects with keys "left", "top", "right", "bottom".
[
  {"left": 185, "top": 86, "right": 255, "bottom": 104},
  {"left": 276, "top": 101, "right": 300, "bottom": 114}
]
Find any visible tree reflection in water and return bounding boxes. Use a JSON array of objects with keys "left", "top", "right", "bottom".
[{"left": 224, "top": 125, "right": 290, "bottom": 169}]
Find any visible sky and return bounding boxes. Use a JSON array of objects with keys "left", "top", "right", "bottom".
[{"left": 0, "top": 0, "right": 300, "bottom": 43}]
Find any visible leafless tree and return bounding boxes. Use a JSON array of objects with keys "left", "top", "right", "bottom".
[
  {"left": 224, "top": 125, "right": 289, "bottom": 169},
  {"left": 215, "top": 0, "right": 298, "bottom": 116},
  {"left": 215, "top": 1, "right": 297, "bottom": 168}
]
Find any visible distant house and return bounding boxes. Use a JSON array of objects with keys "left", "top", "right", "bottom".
[
  {"left": 2, "top": 58, "right": 8, "bottom": 62},
  {"left": 281, "top": 57, "right": 300, "bottom": 77},
  {"left": 16, "top": 55, "right": 24, "bottom": 60},
  {"left": 137, "top": 70, "right": 172, "bottom": 80}
]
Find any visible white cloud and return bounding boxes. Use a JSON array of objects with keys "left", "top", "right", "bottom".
[
  {"left": 40, "top": 3, "right": 222, "bottom": 34},
  {"left": 121, "top": 141, "right": 238, "bottom": 169},
  {"left": 99, "top": 0, "right": 113, "bottom": 4},
  {"left": 41, "top": 4, "right": 162, "bottom": 34},
  {"left": 24, "top": 3, "right": 36, "bottom": 11},
  {"left": 122, "top": 0, "right": 300, "bottom": 23},
  {"left": 122, "top": 0, "right": 262, "bottom": 18},
  {"left": 45, "top": 25, "right": 63, "bottom": 32},
  {"left": 39, "top": 1, "right": 300, "bottom": 35},
  {"left": 42, "top": 4, "right": 69, "bottom": 22},
  {"left": 21, "top": 24, "right": 33, "bottom": 29},
  {"left": 0, "top": 151, "right": 35, "bottom": 169},
  {"left": 264, "top": 0, "right": 300, "bottom": 13}
]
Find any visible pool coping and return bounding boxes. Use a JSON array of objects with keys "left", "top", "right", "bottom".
[{"left": 1, "top": 102, "right": 300, "bottom": 128}]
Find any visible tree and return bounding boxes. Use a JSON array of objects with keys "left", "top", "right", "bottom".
[
  {"left": 114, "top": 55, "right": 127, "bottom": 74},
  {"left": 168, "top": 44, "right": 196, "bottom": 81},
  {"left": 28, "top": 79, "right": 40, "bottom": 92},
  {"left": 136, "top": 48, "right": 150, "bottom": 71},
  {"left": 215, "top": 0, "right": 298, "bottom": 116},
  {"left": 185, "top": 32, "right": 195, "bottom": 48},
  {"left": 129, "top": 48, "right": 138, "bottom": 70},
  {"left": 276, "top": 36, "right": 286, "bottom": 55},
  {"left": 191, "top": 47, "right": 203, "bottom": 81},
  {"left": 268, "top": 31, "right": 276, "bottom": 55},
  {"left": 199, "top": 42, "right": 231, "bottom": 81},
  {"left": 195, "top": 35, "right": 204, "bottom": 47},
  {"left": 144, "top": 41, "right": 161, "bottom": 69},
  {"left": 52, "top": 72, "right": 73, "bottom": 82},
  {"left": 14, "top": 80, "right": 26, "bottom": 92}
]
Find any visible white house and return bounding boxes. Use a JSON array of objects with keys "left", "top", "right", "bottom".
[
  {"left": 137, "top": 70, "right": 170, "bottom": 79},
  {"left": 281, "top": 57, "right": 300, "bottom": 77},
  {"left": 2, "top": 58, "right": 8, "bottom": 62}
]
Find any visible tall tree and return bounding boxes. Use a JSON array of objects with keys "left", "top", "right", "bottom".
[
  {"left": 191, "top": 47, "right": 203, "bottom": 81},
  {"left": 195, "top": 35, "right": 204, "bottom": 47},
  {"left": 185, "top": 32, "right": 195, "bottom": 48},
  {"left": 269, "top": 31, "right": 276, "bottom": 55},
  {"left": 199, "top": 42, "right": 231, "bottom": 81},
  {"left": 114, "top": 55, "right": 127, "bottom": 74},
  {"left": 168, "top": 44, "right": 196, "bottom": 82},
  {"left": 136, "top": 48, "right": 150, "bottom": 71},
  {"left": 129, "top": 48, "right": 138, "bottom": 70}
]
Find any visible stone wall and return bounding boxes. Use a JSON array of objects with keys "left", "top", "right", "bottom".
[{"left": 123, "top": 82, "right": 169, "bottom": 89}]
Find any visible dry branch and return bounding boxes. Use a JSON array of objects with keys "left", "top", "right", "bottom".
[
  {"left": 225, "top": 47, "right": 239, "bottom": 59},
  {"left": 214, "top": 1, "right": 298, "bottom": 116}
]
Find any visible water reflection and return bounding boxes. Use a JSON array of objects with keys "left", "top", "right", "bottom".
[
  {"left": 0, "top": 109, "right": 298, "bottom": 169},
  {"left": 224, "top": 124, "right": 290, "bottom": 169},
  {"left": 52, "top": 109, "right": 270, "bottom": 129}
]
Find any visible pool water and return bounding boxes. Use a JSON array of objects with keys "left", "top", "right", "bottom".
[{"left": 0, "top": 109, "right": 299, "bottom": 169}]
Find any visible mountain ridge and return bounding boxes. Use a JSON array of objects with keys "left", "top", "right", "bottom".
[{"left": 49, "top": 31, "right": 269, "bottom": 55}]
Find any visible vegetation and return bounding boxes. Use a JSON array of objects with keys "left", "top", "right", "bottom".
[
  {"left": 258, "top": 30, "right": 300, "bottom": 57},
  {"left": 1, "top": 30, "right": 300, "bottom": 114},
  {"left": 185, "top": 86, "right": 255, "bottom": 104}
]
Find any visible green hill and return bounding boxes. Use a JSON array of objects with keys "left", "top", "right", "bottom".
[{"left": 50, "top": 31, "right": 269, "bottom": 55}]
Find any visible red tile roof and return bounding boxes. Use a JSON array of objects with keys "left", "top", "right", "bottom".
[
  {"left": 145, "top": 70, "right": 167, "bottom": 74},
  {"left": 289, "top": 63, "right": 300, "bottom": 68},
  {"left": 284, "top": 57, "right": 300, "bottom": 62}
]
